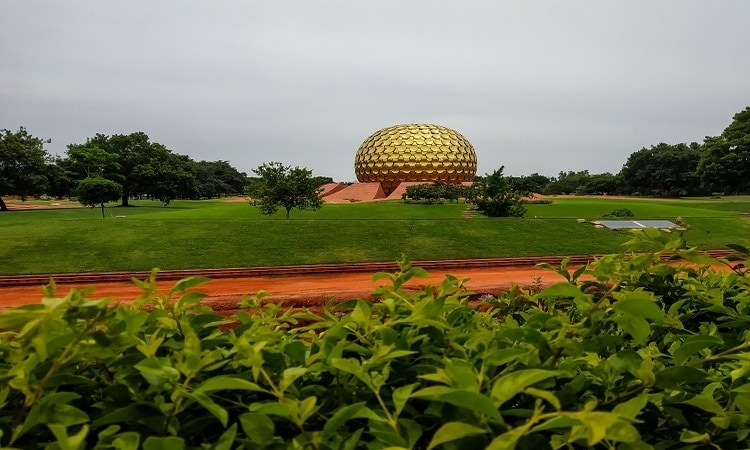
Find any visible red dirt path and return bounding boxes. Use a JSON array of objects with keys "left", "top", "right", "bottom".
[{"left": 0, "top": 266, "right": 563, "bottom": 311}]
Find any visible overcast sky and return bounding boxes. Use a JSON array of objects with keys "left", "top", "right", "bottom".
[{"left": 2, "top": 1, "right": 748, "bottom": 181}]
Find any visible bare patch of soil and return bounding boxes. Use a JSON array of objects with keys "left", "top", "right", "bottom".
[{"left": 0, "top": 266, "right": 566, "bottom": 310}]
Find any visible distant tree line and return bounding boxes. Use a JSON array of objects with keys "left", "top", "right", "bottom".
[
  {"left": 506, "top": 106, "right": 750, "bottom": 197},
  {"left": 0, "top": 130, "right": 248, "bottom": 210},
  {"left": 402, "top": 181, "right": 465, "bottom": 203},
  {"left": 1, "top": 106, "right": 748, "bottom": 212}
]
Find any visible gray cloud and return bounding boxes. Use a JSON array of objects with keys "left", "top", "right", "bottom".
[{"left": 2, "top": 0, "right": 748, "bottom": 180}]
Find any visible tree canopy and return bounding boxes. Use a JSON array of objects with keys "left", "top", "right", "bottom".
[
  {"left": 541, "top": 171, "right": 618, "bottom": 196},
  {"left": 471, "top": 167, "right": 525, "bottom": 217},
  {"left": 697, "top": 106, "right": 750, "bottom": 194},
  {"left": 251, "top": 162, "right": 324, "bottom": 219},
  {"left": 0, "top": 127, "right": 51, "bottom": 211},
  {"left": 75, "top": 176, "right": 123, "bottom": 218},
  {"left": 506, "top": 173, "right": 551, "bottom": 196},
  {"left": 194, "top": 160, "right": 247, "bottom": 199},
  {"left": 619, "top": 142, "right": 703, "bottom": 197},
  {"left": 64, "top": 132, "right": 247, "bottom": 205},
  {"left": 403, "top": 181, "right": 465, "bottom": 203}
]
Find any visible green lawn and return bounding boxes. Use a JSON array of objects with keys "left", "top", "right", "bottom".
[{"left": 1, "top": 197, "right": 748, "bottom": 274}]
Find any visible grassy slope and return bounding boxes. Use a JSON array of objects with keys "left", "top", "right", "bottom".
[{"left": 1, "top": 197, "right": 749, "bottom": 274}]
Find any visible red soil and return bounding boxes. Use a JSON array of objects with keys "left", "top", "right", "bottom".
[{"left": 0, "top": 266, "right": 564, "bottom": 311}]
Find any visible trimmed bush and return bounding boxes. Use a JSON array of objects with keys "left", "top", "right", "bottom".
[{"left": 0, "top": 234, "right": 749, "bottom": 448}]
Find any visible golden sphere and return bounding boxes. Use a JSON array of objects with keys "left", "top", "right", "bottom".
[{"left": 354, "top": 123, "right": 477, "bottom": 194}]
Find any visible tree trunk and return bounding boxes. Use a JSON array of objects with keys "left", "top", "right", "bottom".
[
  {"left": 101, "top": 203, "right": 105, "bottom": 218},
  {"left": 286, "top": 207, "right": 291, "bottom": 219},
  {"left": 0, "top": 197, "right": 7, "bottom": 211},
  {"left": 121, "top": 188, "right": 130, "bottom": 207}
]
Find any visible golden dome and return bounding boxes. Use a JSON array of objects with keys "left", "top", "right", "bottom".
[{"left": 354, "top": 123, "right": 477, "bottom": 194}]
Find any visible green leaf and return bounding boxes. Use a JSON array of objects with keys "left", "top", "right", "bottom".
[
  {"left": 370, "top": 431, "right": 407, "bottom": 448},
  {"left": 112, "top": 432, "right": 141, "bottom": 450},
  {"left": 249, "top": 402, "right": 292, "bottom": 419},
  {"left": 573, "top": 412, "right": 620, "bottom": 446},
  {"left": 331, "top": 358, "right": 370, "bottom": 385},
  {"left": 412, "top": 386, "right": 501, "bottom": 419},
  {"left": 679, "top": 430, "right": 710, "bottom": 444},
  {"left": 135, "top": 357, "right": 180, "bottom": 386},
  {"left": 182, "top": 390, "right": 228, "bottom": 427},
  {"left": 614, "top": 315, "right": 651, "bottom": 344},
  {"left": 571, "top": 264, "right": 588, "bottom": 282},
  {"left": 603, "top": 418, "right": 641, "bottom": 443},
  {"left": 194, "top": 376, "right": 265, "bottom": 394},
  {"left": 143, "top": 436, "right": 185, "bottom": 450},
  {"left": 372, "top": 271, "right": 394, "bottom": 282},
  {"left": 444, "top": 359, "right": 479, "bottom": 391},
  {"left": 17, "top": 400, "right": 89, "bottom": 442},
  {"left": 296, "top": 396, "right": 318, "bottom": 423},
  {"left": 239, "top": 413, "right": 275, "bottom": 444},
  {"left": 322, "top": 402, "right": 383, "bottom": 438},
  {"left": 524, "top": 387, "right": 561, "bottom": 410},
  {"left": 613, "top": 295, "right": 664, "bottom": 323},
  {"left": 392, "top": 383, "right": 419, "bottom": 417},
  {"left": 47, "top": 424, "right": 89, "bottom": 450},
  {"left": 211, "top": 423, "right": 237, "bottom": 450},
  {"left": 0, "top": 304, "right": 46, "bottom": 330},
  {"left": 530, "top": 415, "right": 581, "bottom": 432},
  {"left": 491, "top": 369, "right": 561, "bottom": 408},
  {"left": 654, "top": 366, "right": 710, "bottom": 389},
  {"left": 399, "top": 418, "right": 423, "bottom": 448},
  {"left": 426, "top": 422, "right": 488, "bottom": 450},
  {"left": 612, "top": 393, "right": 648, "bottom": 419},
  {"left": 726, "top": 243, "right": 750, "bottom": 254},
  {"left": 279, "top": 367, "right": 307, "bottom": 391},
  {"left": 537, "top": 283, "right": 585, "bottom": 300},
  {"left": 681, "top": 394, "right": 727, "bottom": 417},
  {"left": 175, "top": 291, "right": 207, "bottom": 312},
  {"left": 672, "top": 335, "right": 724, "bottom": 365},
  {"left": 486, "top": 425, "right": 529, "bottom": 450},
  {"left": 169, "top": 276, "right": 210, "bottom": 295},
  {"left": 608, "top": 350, "right": 643, "bottom": 375},
  {"left": 351, "top": 301, "right": 372, "bottom": 324},
  {"left": 92, "top": 403, "right": 163, "bottom": 429},
  {"left": 284, "top": 341, "right": 308, "bottom": 363}
]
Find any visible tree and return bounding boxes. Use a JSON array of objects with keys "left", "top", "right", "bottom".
[
  {"left": 0, "top": 127, "right": 51, "bottom": 211},
  {"left": 133, "top": 151, "right": 197, "bottom": 205},
  {"left": 194, "top": 160, "right": 247, "bottom": 199},
  {"left": 251, "top": 162, "right": 323, "bottom": 219},
  {"left": 619, "top": 142, "right": 703, "bottom": 197},
  {"left": 66, "top": 132, "right": 196, "bottom": 206},
  {"left": 64, "top": 143, "right": 121, "bottom": 179},
  {"left": 507, "top": 173, "right": 551, "bottom": 196},
  {"left": 542, "top": 171, "right": 592, "bottom": 195},
  {"left": 75, "top": 176, "right": 123, "bottom": 218},
  {"left": 580, "top": 172, "right": 619, "bottom": 195},
  {"left": 403, "top": 181, "right": 465, "bottom": 203},
  {"left": 471, "top": 166, "right": 525, "bottom": 217},
  {"left": 45, "top": 157, "right": 74, "bottom": 198},
  {"left": 98, "top": 132, "right": 159, "bottom": 206},
  {"left": 697, "top": 106, "right": 750, "bottom": 194}
]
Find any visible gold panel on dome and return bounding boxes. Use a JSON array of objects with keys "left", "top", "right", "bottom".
[{"left": 354, "top": 123, "right": 477, "bottom": 194}]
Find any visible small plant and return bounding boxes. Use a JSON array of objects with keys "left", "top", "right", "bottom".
[
  {"left": 530, "top": 274, "right": 543, "bottom": 292},
  {"left": 603, "top": 207, "right": 634, "bottom": 218}
]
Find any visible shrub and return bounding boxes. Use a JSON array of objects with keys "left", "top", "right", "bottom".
[
  {"left": 521, "top": 198, "right": 553, "bottom": 205},
  {"left": 0, "top": 235, "right": 749, "bottom": 448},
  {"left": 603, "top": 207, "right": 634, "bottom": 218}
]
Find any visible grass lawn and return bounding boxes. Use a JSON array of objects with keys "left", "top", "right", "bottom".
[{"left": 1, "top": 196, "right": 749, "bottom": 275}]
